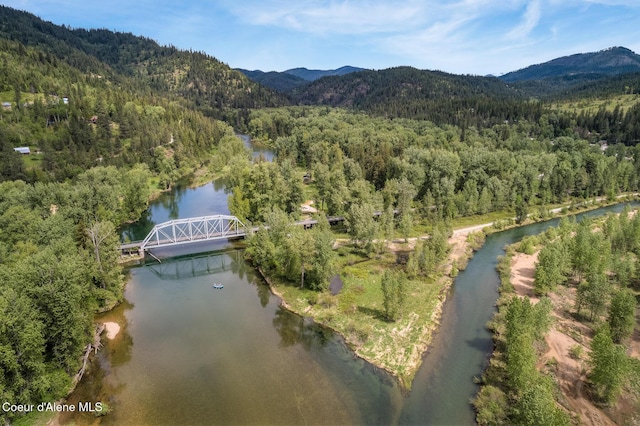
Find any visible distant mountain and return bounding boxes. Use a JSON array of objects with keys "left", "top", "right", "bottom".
[
  {"left": 292, "top": 66, "right": 521, "bottom": 105},
  {"left": 284, "top": 66, "right": 366, "bottom": 81},
  {"left": 236, "top": 69, "right": 309, "bottom": 92},
  {"left": 289, "top": 66, "right": 542, "bottom": 126},
  {"left": 500, "top": 47, "right": 640, "bottom": 82},
  {"left": 237, "top": 66, "right": 366, "bottom": 93}
]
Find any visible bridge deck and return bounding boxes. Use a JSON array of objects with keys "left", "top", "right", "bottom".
[{"left": 118, "top": 214, "right": 350, "bottom": 254}]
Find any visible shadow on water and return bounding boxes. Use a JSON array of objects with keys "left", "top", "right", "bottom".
[
  {"left": 272, "top": 308, "right": 334, "bottom": 349},
  {"left": 59, "top": 298, "right": 135, "bottom": 425}
]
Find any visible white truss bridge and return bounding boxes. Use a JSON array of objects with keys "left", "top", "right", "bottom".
[
  {"left": 119, "top": 215, "right": 247, "bottom": 259},
  {"left": 142, "top": 214, "right": 246, "bottom": 249},
  {"left": 118, "top": 213, "right": 354, "bottom": 261}
]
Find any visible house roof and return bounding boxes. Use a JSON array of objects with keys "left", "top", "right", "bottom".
[{"left": 14, "top": 147, "right": 30, "bottom": 154}]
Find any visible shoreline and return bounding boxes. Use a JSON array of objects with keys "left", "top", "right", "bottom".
[
  {"left": 255, "top": 195, "right": 639, "bottom": 390},
  {"left": 257, "top": 266, "right": 453, "bottom": 392},
  {"left": 257, "top": 225, "right": 481, "bottom": 390},
  {"left": 474, "top": 203, "right": 640, "bottom": 425}
]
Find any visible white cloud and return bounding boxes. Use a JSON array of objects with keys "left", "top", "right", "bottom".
[
  {"left": 506, "top": 0, "right": 542, "bottom": 40},
  {"left": 580, "top": 0, "right": 640, "bottom": 5},
  {"left": 228, "top": 0, "right": 425, "bottom": 35}
]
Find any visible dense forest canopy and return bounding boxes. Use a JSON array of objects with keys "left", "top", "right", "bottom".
[{"left": 236, "top": 107, "right": 640, "bottom": 221}]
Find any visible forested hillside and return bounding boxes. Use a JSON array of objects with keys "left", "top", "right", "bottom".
[
  {"left": 289, "top": 66, "right": 545, "bottom": 128},
  {"left": 236, "top": 69, "right": 308, "bottom": 93},
  {"left": 0, "top": 34, "right": 243, "bottom": 184},
  {"left": 0, "top": 6, "right": 288, "bottom": 120},
  {"left": 237, "top": 66, "right": 366, "bottom": 93},
  {"left": 503, "top": 47, "right": 640, "bottom": 98},
  {"left": 501, "top": 47, "right": 640, "bottom": 82}
]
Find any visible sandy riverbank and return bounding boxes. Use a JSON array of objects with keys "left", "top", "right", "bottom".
[
  {"left": 509, "top": 250, "right": 637, "bottom": 425},
  {"left": 103, "top": 322, "right": 121, "bottom": 340}
]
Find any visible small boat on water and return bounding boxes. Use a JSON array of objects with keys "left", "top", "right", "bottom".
[{"left": 212, "top": 283, "right": 224, "bottom": 289}]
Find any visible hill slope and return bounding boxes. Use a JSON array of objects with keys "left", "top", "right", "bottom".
[
  {"left": 235, "top": 69, "right": 309, "bottom": 92},
  {"left": 500, "top": 47, "right": 640, "bottom": 82},
  {"left": 289, "top": 66, "right": 543, "bottom": 126},
  {"left": 284, "top": 66, "right": 366, "bottom": 81},
  {"left": 0, "top": 5, "right": 289, "bottom": 182},
  {"left": 0, "top": 5, "right": 288, "bottom": 117},
  {"left": 237, "top": 66, "right": 366, "bottom": 93}
]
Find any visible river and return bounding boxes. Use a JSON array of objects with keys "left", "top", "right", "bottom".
[{"left": 64, "top": 135, "right": 637, "bottom": 425}]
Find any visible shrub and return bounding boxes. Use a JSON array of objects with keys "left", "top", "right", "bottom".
[{"left": 569, "top": 344, "right": 583, "bottom": 360}]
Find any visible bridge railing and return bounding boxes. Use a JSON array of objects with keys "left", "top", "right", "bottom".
[{"left": 141, "top": 215, "right": 246, "bottom": 250}]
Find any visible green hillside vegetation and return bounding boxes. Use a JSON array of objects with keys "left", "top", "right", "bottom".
[
  {"left": 0, "top": 5, "right": 287, "bottom": 120},
  {"left": 0, "top": 34, "right": 250, "bottom": 184},
  {"left": 236, "top": 69, "right": 309, "bottom": 93},
  {"left": 290, "top": 66, "right": 541, "bottom": 128},
  {"left": 500, "top": 47, "right": 640, "bottom": 83}
]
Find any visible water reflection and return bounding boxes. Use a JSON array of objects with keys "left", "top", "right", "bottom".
[
  {"left": 59, "top": 299, "right": 135, "bottom": 425},
  {"left": 65, "top": 250, "right": 403, "bottom": 425},
  {"left": 255, "top": 279, "right": 270, "bottom": 307},
  {"left": 160, "top": 190, "right": 180, "bottom": 220},
  {"left": 271, "top": 309, "right": 334, "bottom": 349},
  {"left": 144, "top": 250, "right": 244, "bottom": 280}
]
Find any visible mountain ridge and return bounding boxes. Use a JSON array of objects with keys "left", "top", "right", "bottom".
[
  {"left": 237, "top": 66, "right": 366, "bottom": 92},
  {"left": 500, "top": 46, "right": 640, "bottom": 82}
]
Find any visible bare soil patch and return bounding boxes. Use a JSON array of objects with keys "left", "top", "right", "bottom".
[
  {"left": 103, "top": 322, "right": 121, "bottom": 340},
  {"left": 510, "top": 252, "right": 618, "bottom": 426}
]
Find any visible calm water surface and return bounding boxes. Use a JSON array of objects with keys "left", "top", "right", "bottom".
[
  {"left": 66, "top": 134, "right": 638, "bottom": 424},
  {"left": 64, "top": 250, "right": 400, "bottom": 425}
]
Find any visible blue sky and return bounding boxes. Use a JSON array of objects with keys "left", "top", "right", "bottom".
[{"left": 3, "top": 0, "right": 640, "bottom": 76}]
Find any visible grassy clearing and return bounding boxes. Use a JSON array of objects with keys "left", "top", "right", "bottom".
[
  {"left": 551, "top": 94, "right": 640, "bottom": 115},
  {"left": 22, "top": 152, "right": 44, "bottom": 169},
  {"left": 450, "top": 210, "right": 515, "bottom": 229},
  {"left": 269, "top": 245, "right": 451, "bottom": 389},
  {"left": 0, "top": 91, "right": 49, "bottom": 105}
]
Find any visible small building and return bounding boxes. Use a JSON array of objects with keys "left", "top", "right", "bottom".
[
  {"left": 2, "top": 102, "right": 11, "bottom": 110},
  {"left": 62, "top": 97, "right": 69, "bottom": 104},
  {"left": 14, "top": 147, "right": 30, "bottom": 155}
]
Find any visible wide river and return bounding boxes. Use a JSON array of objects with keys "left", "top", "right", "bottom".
[{"left": 63, "top": 136, "right": 637, "bottom": 425}]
